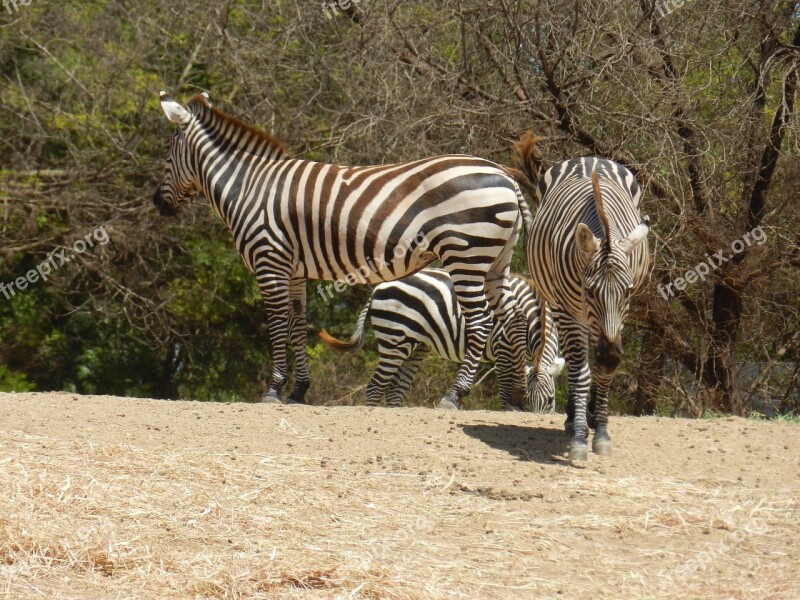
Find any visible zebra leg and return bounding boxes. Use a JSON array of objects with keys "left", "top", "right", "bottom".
[
  {"left": 557, "top": 312, "right": 591, "bottom": 462},
  {"left": 494, "top": 344, "right": 523, "bottom": 410},
  {"left": 437, "top": 278, "right": 492, "bottom": 410},
  {"left": 485, "top": 274, "right": 528, "bottom": 408},
  {"left": 286, "top": 278, "right": 310, "bottom": 404},
  {"left": 557, "top": 310, "right": 577, "bottom": 435},
  {"left": 385, "top": 345, "right": 428, "bottom": 408},
  {"left": 590, "top": 372, "right": 613, "bottom": 455},
  {"left": 259, "top": 276, "right": 291, "bottom": 403},
  {"left": 588, "top": 384, "right": 597, "bottom": 429},
  {"left": 565, "top": 396, "right": 575, "bottom": 435},
  {"left": 566, "top": 384, "right": 596, "bottom": 433},
  {"left": 366, "top": 339, "right": 414, "bottom": 407}
]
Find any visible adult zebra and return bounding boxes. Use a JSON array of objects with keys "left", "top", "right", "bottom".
[
  {"left": 153, "top": 92, "right": 531, "bottom": 408},
  {"left": 513, "top": 134, "right": 651, "bottom": 461},
  {"left": 319, "top": 269, "right": 564, "bottom": 411}
]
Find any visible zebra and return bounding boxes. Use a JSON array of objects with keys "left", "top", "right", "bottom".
[
  {"left": 318, "top": 269, "right": 564, "bottom": 411},
  {"left": 153, "top": 92, "right": 532, "bottom": 409},
  {"left": 512, "top": 133, "right": 651, "bottom": 461}
]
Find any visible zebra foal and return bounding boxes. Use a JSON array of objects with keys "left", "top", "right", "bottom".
[
  {"left": 152, "top": 92, "right": 532, "bottom": 408},
  {"left": 319, "top": 269, "right": 564, "bottom": 411},
  {"left": 513, "top": 134, "right": 651, "bottom": 461}
]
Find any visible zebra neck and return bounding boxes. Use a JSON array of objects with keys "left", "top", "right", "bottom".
[
  {"left": 187, "top": 106, "right": 287, "bottom": 229},
  {"left": 197, "top": 148, "right": 274, "bottom": 229}
]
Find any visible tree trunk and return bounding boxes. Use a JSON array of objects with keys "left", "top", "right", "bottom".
[
  {"left": 154, "top": 339, "right": 178, "bottom": 400},
  {"left": 634, "top": 329, "right": 665, "bottom": 416},
  {"left": 703, "top": 283, "right": 742, "bottom": 415}
]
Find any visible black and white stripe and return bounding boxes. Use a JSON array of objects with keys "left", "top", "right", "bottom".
[
  {"left": 518, "top": 149, "right": 651, "bottom": 461},
  {"left": 153, "top": 93, "right": 533, "bottom": 408},
  {"left": 320, "top": 269, "right": 563, "bottom": 411}
]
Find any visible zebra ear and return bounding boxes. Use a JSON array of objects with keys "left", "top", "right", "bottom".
[
  {"left": 160, "top": 91, "right": 190, "bottom": 125},
  {"left": 619, "top": 220, "right": 650, "bottom": 255},
  {"left": 575, "top": 223, "right": 600, "bottom": 256},
  {"left": 547, "top": 356, "right": 566, "bottom": 376}
]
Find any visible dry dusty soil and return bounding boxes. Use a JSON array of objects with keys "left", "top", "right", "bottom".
[{"left": 0, "top": 392, "right": 798, "bottom": 599}]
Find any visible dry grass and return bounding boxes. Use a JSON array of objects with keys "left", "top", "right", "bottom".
[
  {"left": 0, "top": 393, "right": 798, "bottom": 599},
  {"left": 0, "top": 431, "right": 391, "bottom": 599}
]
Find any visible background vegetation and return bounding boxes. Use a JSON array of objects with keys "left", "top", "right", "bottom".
[{"left": 1, "top": 0, "right": 798, "bottom": 416}]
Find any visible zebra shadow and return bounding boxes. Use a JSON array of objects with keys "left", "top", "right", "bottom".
[{"left": 459, "top": 423, "right": 570, "bottom": 465}]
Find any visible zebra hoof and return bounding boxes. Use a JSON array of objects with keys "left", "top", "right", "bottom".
[
  {"left": 261, "top": 392, "right": 281, "bottom": 404},
  {"left": 437, "top": 390, "right": 461, "bottom": 410},
  {"left": 436, "top": 397, "right": 460, "bottom": 410},
  {"left": 569, "top": 445, "right": 588, "bottom": 462},
  {"left": 282, "top": 398, "right": 305, "bottom": 405},
  {"left": 592, "top": 437, "right": 612, "bottom": 456},
  {"left": 568, "top": 442, "right": 589, "bottom": 463}
]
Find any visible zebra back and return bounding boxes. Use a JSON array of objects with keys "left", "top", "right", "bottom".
[{"left": 535, "top": 157, "right": 642, "bottom": 208}]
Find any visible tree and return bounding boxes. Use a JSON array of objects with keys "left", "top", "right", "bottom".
[{"left": 1, "top": 0, "right": 797, "bottom": 414}]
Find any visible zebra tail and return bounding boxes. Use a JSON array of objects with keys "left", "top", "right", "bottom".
[
  {"left": 516, "top": 187, "right": 534, "bottom": 233},
  {"left": 319, "top": 301, "right": 371, "bottom": 351},
  {"left": 507, "top": 131, "right": 545, "bottom": 233},
  {"left": 504, "top": 167, "right": 535, "bottom": 232},
  {"left": 512, "top": 131, "right": 546, "bottom": 188}
]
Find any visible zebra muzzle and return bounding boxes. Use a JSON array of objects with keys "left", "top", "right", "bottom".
[
  {"left": 594, "top": 335, "right": 623, "bottom": 374},
  {"left": 152, "top": 189, "right": 178, "bottom": 216}
]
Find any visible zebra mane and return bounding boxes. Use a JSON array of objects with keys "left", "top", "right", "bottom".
[
  {"left": 532, "top": 300, "right": 548, "bottom": 373},
  {"left": 514, "top": 273, "right": 548, "bottom": 373},
  {"left": 186, "top": 94, "right": 288, "bottom": 159},
  {"left": 591, "top": 170, "right": 612, "bottom": 254}
]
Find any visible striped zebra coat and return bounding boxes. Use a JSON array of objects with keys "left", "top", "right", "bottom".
[
  {"left": 153, "top": 93, "right": 532, "bottom": 407},
  {"left": 319, "top": 269, "right": 564, "bottom": 411},
  {"left": 513, "top": 134, "right": 651, "bottom": 461}
]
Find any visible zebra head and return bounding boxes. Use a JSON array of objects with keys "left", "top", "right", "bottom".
[
  {"left": 525, "top": 302, "right": 564, "bottom": 412},
  {"left": 526, "top": 357, "right": 565, "bottom": 412},
  {"left": 152, "top": 91, "right": 204, "bottom": 216},
  {"left": 574, "top": 171, "right": 649, "bottom": 375}
]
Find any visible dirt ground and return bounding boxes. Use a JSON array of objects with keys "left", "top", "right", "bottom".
[{"left": 0, "top": 392, "right": 797, "bottom": 599}]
